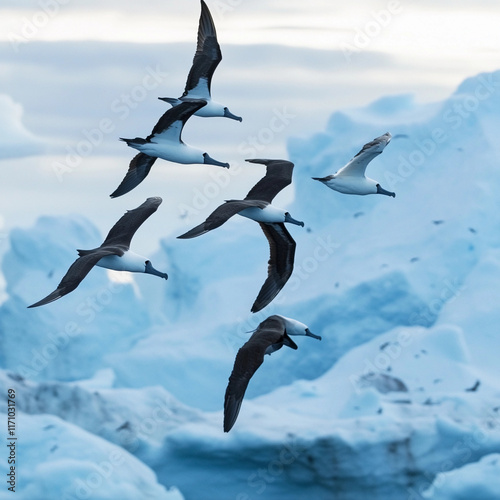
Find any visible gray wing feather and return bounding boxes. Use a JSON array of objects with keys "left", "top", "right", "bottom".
[
  {"left": 102, "top": 197, "right": 162, "bottom": 249},
  {"left": 251, "top": 223, "right": 296, "bottom": 313},
  {"left": 336, "top": 132, "right": 391, "bottom": 177},
  {"left": 27, "top": 250, "right": 116, "bottom": 308},
  {"left": 147, "top": 99, "right": 207, "bottom": 141},
  {"left": 244, "top": 159, "right": 295, "bottom": 203},
  {"left": 183, "top": 0, "right": 221, "bottom": 96},
  {"left": 110, "top": 153, "right": 158, "bottom": 198}
]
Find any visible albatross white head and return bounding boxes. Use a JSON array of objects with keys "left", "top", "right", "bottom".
[{"left": 279, "top": 315, "right": 322, "bottom": 340}]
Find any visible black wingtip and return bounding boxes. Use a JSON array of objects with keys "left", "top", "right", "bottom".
[
  {"left": 177, "top": 225, "right": 209, "bottom": 239},
  {"left": 177, "top": 232, "right": 197, "bottom": 240},
  {"left": 109, "top": 187, "right": 126, "bottom": 199},
  {"left": 250, "top": 301, "right": 263, "bottom": 314},
  {"left": 27, "top": 290, "right": 63, "bottom": 308},
  {"left": 223, "top": 403, "right": 238, "bottom": 433}
]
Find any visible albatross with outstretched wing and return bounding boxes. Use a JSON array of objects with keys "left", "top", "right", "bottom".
[
  {"left": 28, "top": 197, "right": 168, "bottom": 308},
  {"left": 111, "top": 99, "right": 229, "bottom": 198},
  {"left": 313, "top": 132, "right": 395, "bottom": 197},
  {"left": 158, "top": 0, "right": 241, "bottom": 121},
  {"left": 178, "top": 159, "right": 303, "bottom": 312},
  {"left": 224, "top": 315, "right": 321, "bottom": 432}
]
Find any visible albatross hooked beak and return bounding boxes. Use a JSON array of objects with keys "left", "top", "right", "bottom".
[
  {"left": 284, "top": 212, "right": 305, "bottom": 227},
  {"left": 305, "top": 328, "right": 322, "bottom": 340},
  {"left": 376, "top": 184, "right": 396, "bottom": 198},
  {"left": 203, "top": 153, "right": 230, "bottom": 168},
  {"left": 145, "top": 261, "right": 168, "bottom": 280},
  {"left": 306, "top": 328, "right": 321, "bottom": 340},
  {"left": 223, "top": 107, "right": 242, "bottom": 122}
]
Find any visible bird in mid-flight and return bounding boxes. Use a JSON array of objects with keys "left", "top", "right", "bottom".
[
  {"left": 224, "top": 314, "right": 321, "bottom": 432},
  {"left": 28, "top": 197, "right": 168, "bottom": 308},
  {"left": 178, "top": 159, "right": 303, "bottom": 312},
  {"left": 313, "top": 132, "right": 395, "bottom": 197},
  {"left": 159, "top": 0, "right": 242, "bottom": 121}
]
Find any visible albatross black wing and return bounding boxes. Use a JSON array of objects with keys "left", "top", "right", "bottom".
[
  {"left": 27, "top": 250, "right": 116, "bottom": 308},
  {"left": 101, "top": 197, "right": 162, "bottom": 249},
  {"left": 183, "top": 0, "right": 222, "bottom": 98},
  {"left": 110, "top": 153, "right": 157, "bottom": 198},
  {"left": 251, "top": 223, "right": 296, "bottom": 313},
  {"left": 146, "top": 99, "right": 207, "bottom": 142},
  {"left": 224, "top": 316, "right": 287, "bottom": 432},
  {"left": 244, "top": 159, "right": 295, "bottom": 203}
]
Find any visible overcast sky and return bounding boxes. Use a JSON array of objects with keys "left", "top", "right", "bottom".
[{"left": 1, "top": 0, "right": 499, "bottom": 257}]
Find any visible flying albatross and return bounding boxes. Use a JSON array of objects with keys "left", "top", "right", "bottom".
[
  {"left": 313, "top": 132, "right": 395, "bottom": 197},
  {"left": 111, "top": 99, "right": 229, "bottom": 198},
  {"left": 158, "top": 0, "right": 241, "bottom": 122},
  {"left": 224, "top": 314, "right": 321, "bottom": 432},
  {"left": 178, "top": 159, "right": 303, "bottom": 312},
  {"left": 28, "top": 197, "right": 168, "bottom": 308}
]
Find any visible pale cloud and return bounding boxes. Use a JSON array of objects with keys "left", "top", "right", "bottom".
[{"left": 0, "top": 94, "right": 44, "bottom": 159}]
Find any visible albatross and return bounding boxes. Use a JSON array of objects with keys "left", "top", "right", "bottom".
[
  {"left": 158, "top": 0, "right": 241, "bottom": 122},
  {"left": 178, "top": 159, "right": 303, "bottom": 313},
  {"left": 111, "top": 99, "right": 229, "bottom": 198},
  {"left": 313, "top": 132, "right": 395, "bottom": 197},
  {"left": 28, "top": 197, "right": 168, "bottom": 308},
  {"left": 224, "top": 315, "right": 321, "bottom": 432}
]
